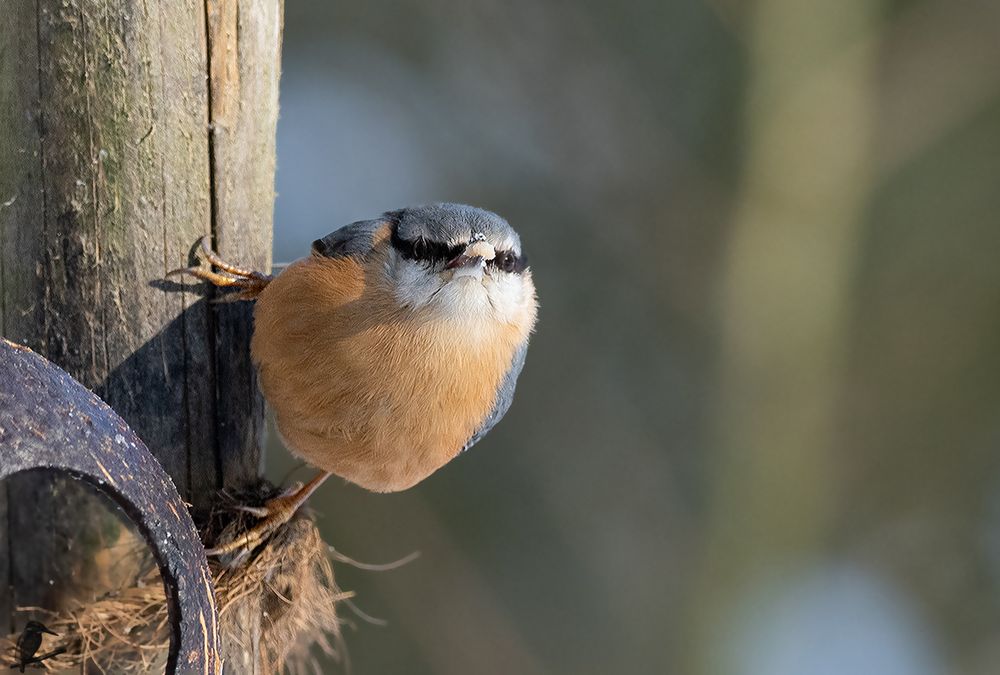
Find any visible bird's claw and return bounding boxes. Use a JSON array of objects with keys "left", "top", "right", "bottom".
[
  {"left": 167, "top": 235, "right": 272, "bottom": 299},
  {"left": 204, "top": 472, "right": 330, "bottom": 557},
  {"left": 204, "top": 493, "right": 300, "bottom": 557},
  {"left": 234, "top": 503, "right": 271, "bottom": 518}
]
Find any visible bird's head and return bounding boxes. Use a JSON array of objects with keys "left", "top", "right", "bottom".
[
  {"left": 383, "top": 204, "right": 536, "bottom": 327},
  {"left": 23, "top": 621, "right": 57, "bottom": 636}
]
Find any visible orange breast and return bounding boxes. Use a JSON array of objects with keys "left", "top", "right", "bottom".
[{"left": 250, "top": 251, "right": 528, "bottom": 492}]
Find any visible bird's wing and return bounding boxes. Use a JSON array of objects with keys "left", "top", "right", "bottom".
[
  {"left": 460, "top": 340, "right": 529, "bottom": 453},
  {"left": 311, "top": 219, "right": 385, "bottom": 259}
]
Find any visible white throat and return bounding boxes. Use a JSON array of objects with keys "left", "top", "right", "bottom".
[{"left": 388, "top": 254, "right": 529, "bottom": 327}]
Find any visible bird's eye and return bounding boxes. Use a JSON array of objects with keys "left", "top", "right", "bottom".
[
  {"left": 412, "top": 238, "right": 430, "bottom": 260},
  {"left": 490, "top": 250, "right": 525, "bottom": 273},
  {"left": 499, "top": 252, "right": 517, "bottom": 273}
]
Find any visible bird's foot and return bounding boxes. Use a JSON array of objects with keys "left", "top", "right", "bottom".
[
  {"left": 168, "top": 235, "right": 272, "bottom": 300},
  {"left": 204, "top": 471, "right": 331, "bottom": 556},
  {"left": 203, "top": 493, "right": 301, "bottom": 556}
]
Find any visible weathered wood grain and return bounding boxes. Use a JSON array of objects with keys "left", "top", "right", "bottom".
[
  {"left": 0, "top": 0, "right": 282, "bottom": 655},
  {"left": 207, "top": 0, "right": 281, "bottom": 491}
]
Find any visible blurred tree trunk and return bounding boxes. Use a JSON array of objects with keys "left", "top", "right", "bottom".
[
  {"left": 685, "top": 1, "right": 879, "bottom": 673},
  {"left": 0, "top": 0, "right": 282, "bottom": 657}
]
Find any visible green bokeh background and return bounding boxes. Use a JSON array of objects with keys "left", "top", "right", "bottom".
[{"left": 266, "top": 1, "right": 1000, "bottom": 673}]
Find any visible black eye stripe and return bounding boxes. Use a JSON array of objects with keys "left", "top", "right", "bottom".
[
  {"left": 390, "top": 227, "right": 461, "bottom": 263},
  {"left": 391, "top": 226, "right": 528, "bottom": 272}
]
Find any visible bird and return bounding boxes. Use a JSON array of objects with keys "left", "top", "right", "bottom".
[
  {"left": 172, "top": 203, "right": 538, "bottom": 554},
  {"left": 15, "top": 621, "right": 58, "bottom": 672}
]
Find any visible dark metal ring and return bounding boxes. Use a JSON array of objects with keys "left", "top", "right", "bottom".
[{"left": 0, "top": 339, "right": 220, "bottom": 674}]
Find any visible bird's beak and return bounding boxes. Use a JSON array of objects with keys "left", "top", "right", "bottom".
[
  {"left": 445, "top": 241, "right": 495, "bottom": 270},
  {"left": 42, "top": 627, "right": 58, "bottom": 636}
]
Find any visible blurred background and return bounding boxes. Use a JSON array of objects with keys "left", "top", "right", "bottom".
[{"left": 265, "top": 1, "right": 1000, "bottom": 673}]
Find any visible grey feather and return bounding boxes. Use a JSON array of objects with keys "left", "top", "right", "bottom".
[
  {"left": 311, "top": 219, "right": 384, "bottom": 259},
  {"left": 313, "top": 204, "right": 522, "bottom": 259},
  {"left": 460, "top": 340, "right": 529, "bottom": 453},
  {"left": 393, "top": 203, "right": 522, "bottom": 255}
]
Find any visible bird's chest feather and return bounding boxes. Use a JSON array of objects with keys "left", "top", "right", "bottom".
[
  {"left": 251, "top": 255, "right": 523, "bottom": 490},
  {"left": 347, "top": 314, "right": 515, "bottom": 439}
]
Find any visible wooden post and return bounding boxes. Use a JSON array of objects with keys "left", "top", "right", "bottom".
[{"left": 0, "top": 0, "right": 281, "bottom": 646}]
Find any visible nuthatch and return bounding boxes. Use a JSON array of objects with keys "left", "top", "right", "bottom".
[{"left": 173, "top": 204, "right": 538, "bottom": 554}]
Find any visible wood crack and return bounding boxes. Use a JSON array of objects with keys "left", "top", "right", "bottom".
[{"left": 34, "top": 0, "right": 50, "bottom": 358}]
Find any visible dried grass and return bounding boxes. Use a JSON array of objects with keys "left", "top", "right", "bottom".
[{"left": 1, "top": 484, "right": 350, "bottom": 673}]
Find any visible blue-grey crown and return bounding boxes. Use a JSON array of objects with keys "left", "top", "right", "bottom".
[{"left": 388, "top": 203, "right": 522, "bottom": 255}]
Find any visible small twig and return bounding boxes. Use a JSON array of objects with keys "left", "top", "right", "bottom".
[{"left": 14, "top": 646, "right": 68, "bottom": 670}]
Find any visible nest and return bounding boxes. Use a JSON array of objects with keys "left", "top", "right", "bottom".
[{"left": 1, "top": 483, "right": 351, "bottom": 673}]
